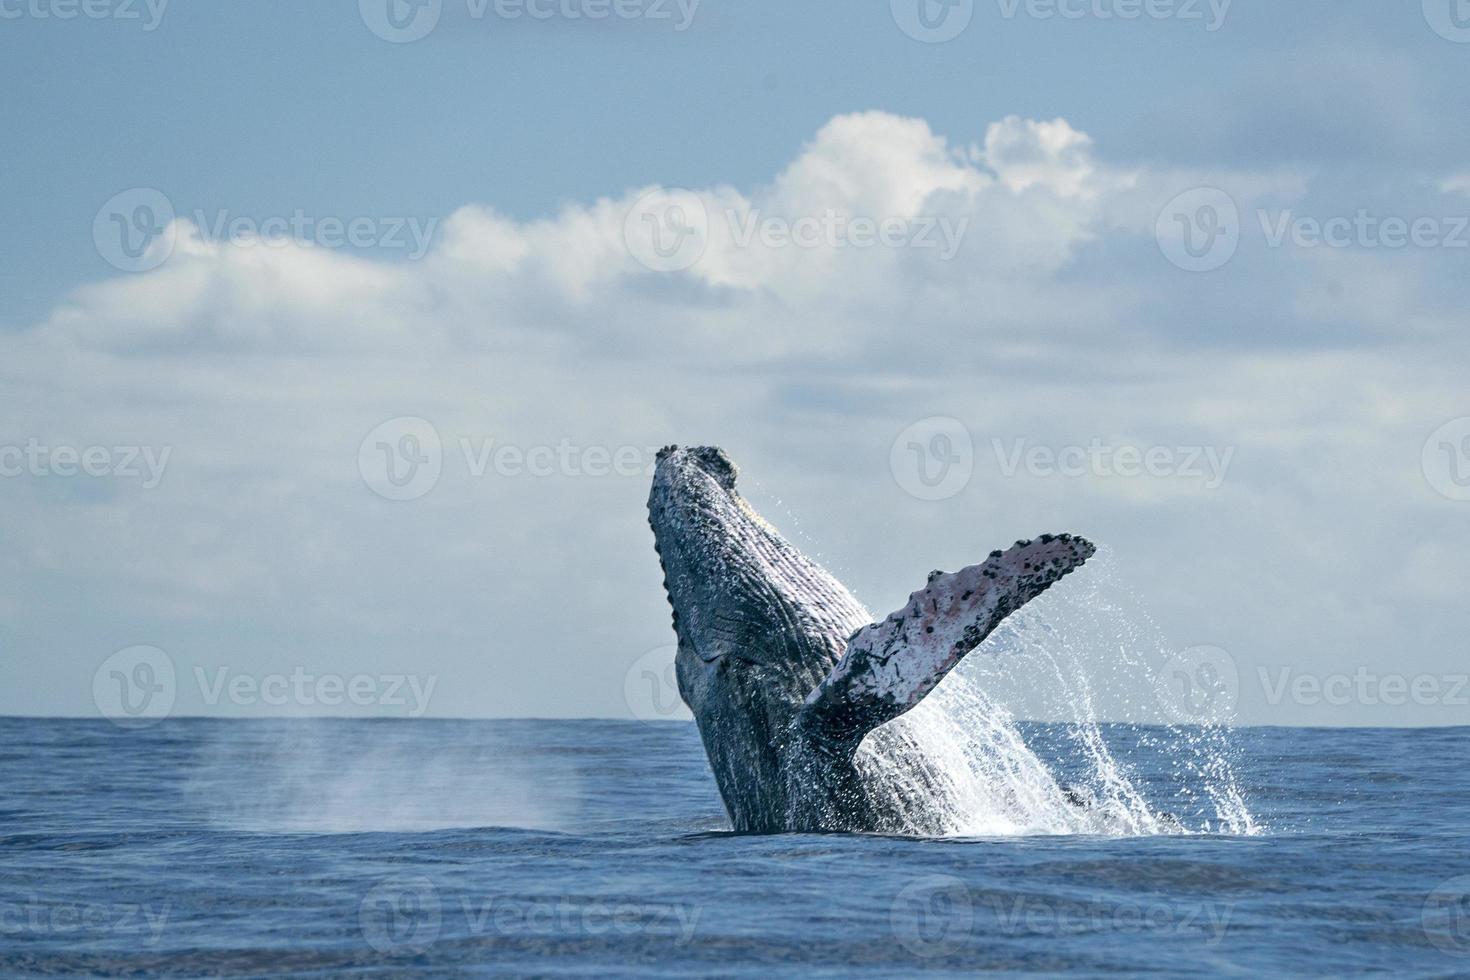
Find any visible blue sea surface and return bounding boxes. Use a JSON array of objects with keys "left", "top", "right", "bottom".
[{"left": 2, "top": 718, "right": 1469, "bottom": 977}]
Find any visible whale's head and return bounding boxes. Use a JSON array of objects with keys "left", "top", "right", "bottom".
[{"left": 647, "top": 446, "right": 869, "bottom": 785}]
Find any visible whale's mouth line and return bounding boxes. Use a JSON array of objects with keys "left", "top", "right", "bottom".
[{"left": 650, "top": 445, "right": 773, "bottom": 672}]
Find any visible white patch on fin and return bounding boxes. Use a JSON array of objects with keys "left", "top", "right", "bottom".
[{"left": 798, "top": 534, "right": 1096, "bottom": 752}]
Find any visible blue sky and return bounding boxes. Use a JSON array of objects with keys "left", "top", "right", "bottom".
[{"left": 2, "top": 0, "right": 1469, "bottom": 725}]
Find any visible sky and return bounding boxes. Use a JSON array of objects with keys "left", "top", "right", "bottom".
[{"left": 1, "top": 0, "right": 1468, "bottom": 727}]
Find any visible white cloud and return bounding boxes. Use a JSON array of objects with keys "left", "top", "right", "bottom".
[
  {"left": 1439, "top": 173, "right": 1470, "bottom": 197},
  {"left": 4, "top": 111, "right": 1468, "bottom": 724},
  {"left": 978, "top": 116, "right": 1097, "bottom": 198}
]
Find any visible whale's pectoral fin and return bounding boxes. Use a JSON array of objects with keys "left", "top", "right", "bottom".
[{"left": 797, "top": 534, "right": 1096, "bottom": 754}]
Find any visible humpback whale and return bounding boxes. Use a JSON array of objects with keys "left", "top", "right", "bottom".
[{"left": 648, "top": 445, "right": 1096, "bottom": 834}]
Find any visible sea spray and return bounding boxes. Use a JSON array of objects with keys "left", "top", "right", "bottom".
[
  {"left": 181, "top": 719, "right": 586, "bottom": 833},
  {"left": 854, "top": 548, "right": 1260, "bottom": 837}
]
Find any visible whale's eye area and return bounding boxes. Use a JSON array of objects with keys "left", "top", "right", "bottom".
[{"left": 690, "top": 446, "right": 737, "bottom": 491}]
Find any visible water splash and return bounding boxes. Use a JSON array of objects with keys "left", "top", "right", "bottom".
[{"left": 855, "top": 548, "right": 1261, "bottom": 838}]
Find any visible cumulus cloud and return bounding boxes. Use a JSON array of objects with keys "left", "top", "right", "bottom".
[{"left": 3, "top": 111, "right": 1467, "bottom": 725}]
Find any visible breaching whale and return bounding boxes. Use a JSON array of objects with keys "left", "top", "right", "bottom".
[{"left": 648, "top": 445, "right": 1096, "bottom": 834}]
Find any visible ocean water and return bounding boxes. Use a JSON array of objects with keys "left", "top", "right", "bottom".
[{"left": 3, "top": 717, "right": 1469, "bottom": 977}]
